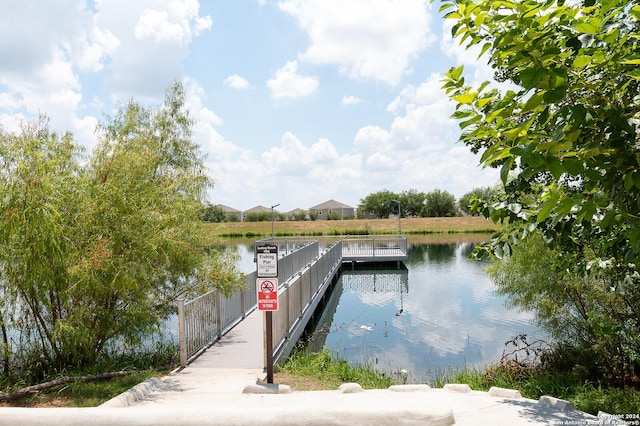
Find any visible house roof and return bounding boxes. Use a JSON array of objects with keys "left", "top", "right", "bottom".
[
  {"left": 244, "top": 205, "right": 274, "bottom": 213},
  {"left": 309, "top": 199, "right": 354, "bottom": 210},
  {"left": 216, "top": 204, "right": 241, "bottom": 213},
  {"left": 286, "top": 208, "right": 306, "bottom": 214}
]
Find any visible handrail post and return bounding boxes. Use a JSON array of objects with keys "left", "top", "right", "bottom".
[
  {"left": 215, "top": 291, "right": 223, "bottom": 340},
  {"left": 178, "top": 298, "right": 187, "bottom": 368},
  {"left": 241, "top": 287, "right": 247, "bottom": 319},
  {"left": 372, "top": 236, "right": 376, "bottom": 258}
]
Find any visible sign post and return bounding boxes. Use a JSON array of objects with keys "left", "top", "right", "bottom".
[{"left": 256, "top": 244, "right": 278, "bottom": 383}]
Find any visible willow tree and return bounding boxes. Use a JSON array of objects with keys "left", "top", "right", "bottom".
[
  {"left": 441, "top": 0, "right": 640, "bottom": 383},
  {"left": 0, "top": 83, "right": 241, "bottom": 374}
]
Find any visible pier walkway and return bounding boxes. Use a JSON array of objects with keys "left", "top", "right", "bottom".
[{"left": 0, "top": 235, "right": 603, "bottom": 425}]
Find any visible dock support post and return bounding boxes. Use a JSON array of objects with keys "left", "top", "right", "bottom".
[{"left": 178, "top": 299, "right": 187, "bottom": 368}]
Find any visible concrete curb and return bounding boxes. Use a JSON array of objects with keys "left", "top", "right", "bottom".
[
  {"left": 243, "top": 382, "right": 292, "bottom": 394},
  {"left": 100, "top": 377, "right": 164, "bottom": 407},
  {"left": 1, "top": 383, "right": 599, "bottom": 426}
]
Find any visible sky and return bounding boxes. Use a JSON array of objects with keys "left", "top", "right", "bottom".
[{"left": 0, "top": 0, "right": 500, "bottom": 213}]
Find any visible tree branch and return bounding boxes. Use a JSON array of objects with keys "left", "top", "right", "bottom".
[{"left": 0, "top": 371, "right": 133, "bottom": 402}]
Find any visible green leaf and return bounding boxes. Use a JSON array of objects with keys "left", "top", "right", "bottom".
[
  {"left": 439, "top": 3, "right": 456, "bottom": 12},
  {"left": 519, "top": 68, "right": 544, "bottom": 89},
  {"left": 554, "top": 197, "right": 578, "bottom": 222},
  {"left": 573, "top": 55, "right": 591, "bottom": 68},
  {"left": 500, "top": 157, "right": 514, "bottom": 184},
  {"left": 453, "top": 92, "right": 476, "bottom": 105},
  {"left": 546, "top": 156, "right": 564, "bottom": 179},
  {"left": 543, "top": 86, "right": 567, "bottom": 103},
  {"left": 634, "top": 170, "right": 640, "bottom": 189},
  {"left": 626, "top": 70, "right": 640, "bottom": 80},
  {"left": 447, "top": 66, "right": 464, "bottom": 81},
  {"left": 624, "top": 173, "right": 634, "bottom": 190},
  {"left": 576, "top": 21, "right": 599, "bottom": 34},
  {"left": 537, "top": 192, "right": 560, "bottom": 222},
  {"left": 577, "top": 201, "right": 596, "bottom": 223},
  {"left": 460, "top": 115, "right": 482, "bottom": 129},
  {"left": 522, "top": 92, "right": 544, "bottom": 112},
  {"left": 478, "top": 42, "right": 492, "bottom": 59},
  {"left": 563, "top": 159, "right": 584, "bottom": 176}
]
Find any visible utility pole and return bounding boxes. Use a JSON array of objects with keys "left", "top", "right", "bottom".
[
  {"left": 391, "top": 199, "right": 401, "bottom": 234},
  {"left": 271, "top": 203, "right": 280, "bottom": 238}
]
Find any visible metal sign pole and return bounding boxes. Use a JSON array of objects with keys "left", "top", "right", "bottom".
[
  {"left": 265, "top": 311, "right": 274, "bottom": 383},
  {"left": 256, "top": 244, "right": 278, "bottom": 384}
]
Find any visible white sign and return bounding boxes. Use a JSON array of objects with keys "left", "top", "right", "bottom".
[{"left": 256, "top": 244, "right": 278, "bottom": 278}]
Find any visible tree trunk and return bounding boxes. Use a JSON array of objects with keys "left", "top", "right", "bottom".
[
  {"left": 0, "top": 312, "right": 8, "bottom": 375},
  {"left": 0, "top": 371, "right": 133, "bottom": 402}
]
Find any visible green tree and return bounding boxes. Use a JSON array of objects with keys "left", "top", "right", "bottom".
[
  {"left": 458, "top": 186, "right": 500, "bottom": 215},
  {"left": 398, "top": 189, "right": 427, "bottom": 217},
  {"left": 422, "top": 189, "right": 459, "bottom": 217},
  {"left": 442, "top": 0, "right": 640, "bottom": 382},
  {"left": 442, "top": 0, "right": 640, "bottom": 266},
  {"left": 244, "top": 212, "right": 270, "bottom": 222},
  {"left": 488, "top": 232, "right": 638, "bottom": 384},
  {"left": 292, "top": 210, "right": 308, "bottom": 221},
  {"left": 200, "top": 203, "right": 227, "bottom": 222},
  {"left": 358, "top": 190, "right": 398, "bottom": 218},
  {"left": 0, "top": 83, "right": 242, "bottom": 375}
]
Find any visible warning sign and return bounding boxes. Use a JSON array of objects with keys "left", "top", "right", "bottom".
[{"left": 257, "top": 278, "right": 279, "bottom": 311}]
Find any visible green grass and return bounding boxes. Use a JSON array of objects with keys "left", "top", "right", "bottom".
[
  {"left": 1, "top": 339, "right": 177, "bottom": 407},
  {"left": 201, "top": 216, "right": 499, "bottom": 243},
  {"left": 276, "top": 347, "right": 396, "bottom": 390},
  {"left": 432, "top": 364, "right": 640, "bottom": 416},
  {"left": 0, "top": 370, "right": 163, "bottom": 407},
  {"left": 275, "top": 347, "right": 640, "bottom": 416}
]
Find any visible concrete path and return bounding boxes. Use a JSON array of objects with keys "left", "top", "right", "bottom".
[{"left": 0, "top": 309, "right": 611, "bottom": 425}]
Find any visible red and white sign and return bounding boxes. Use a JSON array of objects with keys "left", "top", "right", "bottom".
[{"left": 257, "top": 278, "right": 279, "bottom": 311}]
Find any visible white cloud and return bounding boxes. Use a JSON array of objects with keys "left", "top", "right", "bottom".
[
  {"left": 97, "top": 0, "right": 212, "bottom": 101},
  {"left": 341, "top": 95, "right": 362, "bottom": 107},
  {"left": 353, "top": 73, "right": 499, "bottom": 196},
  {"left": 278, "top": 0, "right": 435, "bottom": 85},
  {"left": 135, "top": 1, "right": 212, "bottom": 45},
  {"left": 0, "top": 1, "right": 119, "bottom": 144},
  {"left": 224, "top": 74, "right": 251, "bottom": 90},
  {"left": 267, "top": 61, "right": 319, "bottom": 99}
]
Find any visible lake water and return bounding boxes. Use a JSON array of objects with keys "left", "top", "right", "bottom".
[{"left": 237, "top": 235, "right": 541, "bottom": 383}]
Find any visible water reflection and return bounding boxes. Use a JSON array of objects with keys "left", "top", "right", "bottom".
[{"left": 307, "top": 240, "right": 540, "bottom": 383}]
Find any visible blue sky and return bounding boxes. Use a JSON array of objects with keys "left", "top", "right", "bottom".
[{"left": 0, "top": 0, "right": 499, "bottom": 212}]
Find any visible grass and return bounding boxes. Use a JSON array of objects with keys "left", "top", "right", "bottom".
[
  {"left": 201, "top": 216, "right": 499, "bottom": 244},
  {"left": 432, "top": 363, "right": 640, "bottom": 416},
  {"left": 1, "top": 340, "right": 177, "bottom": 407},
  {"left": 274, "top": 347, "right": 396, "bottom": 391},
  {"left": 0, "top": 370, "right": 164, "bottom": 407},
  {"left": 272, "top": 347, "right": 640, "bottom": 416}
]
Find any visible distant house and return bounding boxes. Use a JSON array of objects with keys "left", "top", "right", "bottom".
[
  {"left": 359, "top": 209, "right": 378, "bottom": 219},
  {"left": 244, "top": 205, "right": 277, "bottom": 222},
  {"left": 285, "top": 208, "right": 308, "bottom": 221},
  {"left": 216, "top": 204, "right": 242, "bottom": 222},
  {"left": 309, "top": 199, "right": 355, "bottom": 220}
]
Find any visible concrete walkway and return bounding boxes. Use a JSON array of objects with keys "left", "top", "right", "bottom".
[{"left": 0, "top": 309, "right": 610, "bottom": 425}]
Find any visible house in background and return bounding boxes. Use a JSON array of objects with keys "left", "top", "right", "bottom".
[
  {"left": 309, "top": 199, "right": 355, "bottom": 220},
  {"left": 216, "top": 204, "right": 242, "bottom": 222},
  {"left": 285, "top": 208, "right": 308, "bottom": 221},
  {"left": 358, "top": 209, "right": 378, "bottom": 219},
  {"left": 243, "top": 205, "right": 277, "bottom": 222}
]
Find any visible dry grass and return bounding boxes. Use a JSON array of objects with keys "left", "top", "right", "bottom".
[{"left": 201, "top": 216, "right": 498, "bottom": 244}]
